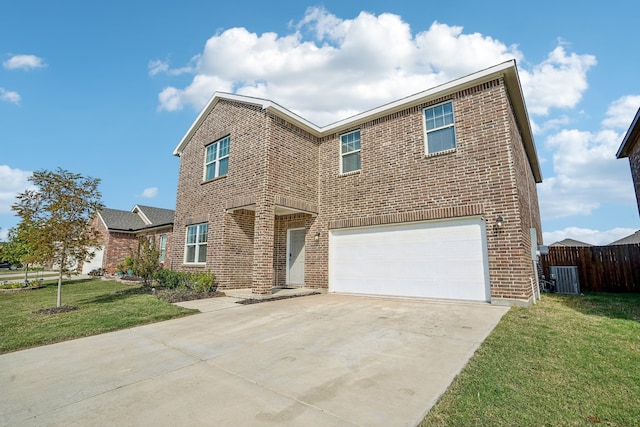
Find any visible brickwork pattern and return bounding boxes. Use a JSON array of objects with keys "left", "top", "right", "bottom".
[
  {"left": 88, "top": 215, "right": 173, "bottom": 274},
  {"left": 171, "top": 100, "right": 320, "bottom": 292},
  {"left": 629, "top": 142, "right": 640, "bottom": 215},
  {"left": 171, "top": 78, "right": 542, "bottom": 303},
  {"left": 315, "top": 78, "right": 538, "bottom": 301}
]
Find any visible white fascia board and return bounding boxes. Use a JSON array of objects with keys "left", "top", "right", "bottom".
[
  {"left": 97, "top": 211, "right": 109, "bottom": 231},
  {"left": 172, "top": 92, "right": 321, "bottom": 156},
  {"left": 132, "top": 205, "right": 152, "bottom": 225},
  {"left": 617, "top": 108, "right": 640, "bottom": 158},
  {"left": 172, "top": 60, "right": 541, "bottom": 182},
  {"left": 322, "top": 60, "right": 517, "bottom": 134}
]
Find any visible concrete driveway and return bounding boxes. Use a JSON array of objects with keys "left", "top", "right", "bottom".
[{"left": 1, "top": 294, "right": 508, "bottom": 426}]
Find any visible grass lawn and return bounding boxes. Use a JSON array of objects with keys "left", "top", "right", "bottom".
[
  {"left": 0, "top": 279, "right": 198, "bottom": 354},
  {"left": 422, "top": 292, "right": 640, "bottom": 426}
]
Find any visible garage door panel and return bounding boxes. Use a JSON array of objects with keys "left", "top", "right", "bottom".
[{"left": 329, "top": 218, "right": 490, "bottom": 302}]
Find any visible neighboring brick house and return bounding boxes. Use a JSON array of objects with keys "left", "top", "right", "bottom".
[
  {"left": 83, "top": 205, "right": 174, "bottom": 274},
  {"left": 617, "top": 107, "right": 640, "bottom": 216},
  {"left": 171, "top": 60, "right": 543, "bottom": 306}
]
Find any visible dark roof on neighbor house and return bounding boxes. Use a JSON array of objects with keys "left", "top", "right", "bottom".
[
  {"left": 617, "top": 107, "right": 640, "bottom": 158},
  {"left": 99, "top": 205, "right": 175, "bottom": 232},
  {"left": 133, "top": 205, "right": 175, "bottom": 227},
  {"left": 549, "top": 238, "right": 593, "bottom": 247},
  {"left": 608, "top": 230, "right": 640, "bottom": 245}
]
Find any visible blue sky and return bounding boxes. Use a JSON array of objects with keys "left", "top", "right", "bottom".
[{"left": 1, "top": 0, "right": 639, "bottom": 245}]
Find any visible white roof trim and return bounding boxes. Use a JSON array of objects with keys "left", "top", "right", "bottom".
[
  {"left": 617, "top": 107, "right": 640, "bottom": 158},
  {"left": 96, "top": 211, "right": 109, "bottom": 230},
  {"left": 132, "top": 205, "right": 152, "bottom": 225},
  {"left": 172, "top": 60, "right": 541, "bottom": 182}
]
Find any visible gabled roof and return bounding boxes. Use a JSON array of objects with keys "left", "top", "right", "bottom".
[
  {"left": 133, "top": 205, "right": 175, "bottom": 227},
  {"left": 608, "top": 230, "right": 640, "bottom": 245},
  {"left": 616, "top": 108, "right": 640, "bottom": 158},
  {"left": 549, "top": 238, "right": 593, "bottom": 247},
  {"left": 173, "top": 60, "right": 541, "bottom": 183},
  {"left": 98, "top": 205, "right": 175, "bottom": 232}
]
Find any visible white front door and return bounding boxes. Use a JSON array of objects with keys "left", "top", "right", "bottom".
[{"left": 287, "top": 228, "right": 306, "bottom": 285}]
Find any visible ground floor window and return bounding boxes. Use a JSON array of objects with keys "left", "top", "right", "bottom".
[
  {"left": 185, "top": 223, "right": 207, "bottom": 263},
  {"left": 159, "top": 234, "right": 167, "bottom": 262}
]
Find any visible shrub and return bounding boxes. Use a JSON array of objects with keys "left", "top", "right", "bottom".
[
  {"left": 189, "top": 270, "right": 216, "bottom": 293},
  {"left": 153, "top": 269, "right": 216, "bottom": 293},
  {"left": 154, "top": 269, "right": 183, "bottom": 289},
  {"left": 134, "top": 240, "right": 159, "bottom": 284}
]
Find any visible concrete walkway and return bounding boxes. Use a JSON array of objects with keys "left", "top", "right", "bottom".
[{"left": 0, "top": 294, "right": 509, "bottom": 426}]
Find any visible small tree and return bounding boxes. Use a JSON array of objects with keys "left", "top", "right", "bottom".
[
  {"left": 12, "top": 168, "right": 104, "bottom": 307},
  {"left": 1, "top": 225, "right": 38, "bottom": 285},
  {"left": 131, "top": 236, "right": 161, "bottom": 286}
]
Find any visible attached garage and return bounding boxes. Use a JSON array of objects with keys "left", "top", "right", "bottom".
[
  {"left": 81, "top": 247, "right": 104, "bottom": 275},
  {"left": 328, "top": 217, "right": 490, "bottom": 302}
]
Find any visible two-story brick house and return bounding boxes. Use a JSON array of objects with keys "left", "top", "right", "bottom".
[{"left": 171, "top": 60, "right": 543, "bottom": 306}]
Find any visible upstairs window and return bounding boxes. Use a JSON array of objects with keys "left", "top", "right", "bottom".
[
  {"left": 185, "top": 223, "right": 208, "bottom": 264},
  {"left": 340, "top": 130, "right": 361, "bottom": 174},
  {"left": 205, "top": 135, "right": 230, "bottom": 180},
  {"left": 424, "top": 101, "right": 456, "bottom": 154}
]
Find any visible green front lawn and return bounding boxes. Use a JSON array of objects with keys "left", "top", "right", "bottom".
[
  {"left": 0, "top": 279, "right": 197, "bottom": 354},
  {"left": 422, "top": 292, "right": 640, "bottom": 426}
]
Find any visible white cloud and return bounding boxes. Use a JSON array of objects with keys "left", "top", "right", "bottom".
[
  {"left": 155, "top": 8, "right": 532, "bottom": 125},
  {"left": 0, "top": 165, "right": 33, "bottom": 214},
  {"left": 148, "top": 59, "right": 169, "bottom": 76},
  {"left": 141, "top": 187, "right": 158, "bottom": 198},
  {"left": 0, "top": 88, "right": 21, "bottom": 104},
  {"left": 154, "top": 7, "right": 629, "bottom": 226},
  {"left": 602, "top": 94, "right": 640, "bottom": 130},
  {"left": 148, "top": 58, "right": 195, "bottom": 77},
  {"left": 414, "top": 21, "right": 522, "bottom": 77},
  {"left": 0, "top": 227, "right": 8, "bottom": 242},
  {"left": 543, "top": 227, "right": 637, "bottom": 246},
  {"left": 3, "top": 54, "right": 46, "bottom": 70},
  {"left": 519, "top": 46, "right": 596, "bottom": 116},
  {"left": 153, "top": 8, "right": 599, "bottom": 127},
  {"left": 538, "top": 127, "right": 635, "bottom": 218}
]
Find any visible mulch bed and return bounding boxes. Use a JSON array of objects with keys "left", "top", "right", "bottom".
[
  {"left": 0, "top": 285, "right": 45, "bottom": 293},
  {"left": 156, "top": 289, "right": 226, "bottom": 303},
  {"left": 236, "top": 292, "right": 321, "bottom": 305}
]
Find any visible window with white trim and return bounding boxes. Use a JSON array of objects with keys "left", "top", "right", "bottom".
[
  {"left": 204, "top": 136, "right": 230, "bottom": 180},
  {"left": 340, "top": 130, "right": 361, "bottom": 173},
  {"left": 159, "top": 234, "right": 167, "bottom": 263},
  {"left": 424, "top": 101, "right": 456, "bottom": 154},
  {"left": 185, "top": 223, "right": 208, "bottom": 264}
]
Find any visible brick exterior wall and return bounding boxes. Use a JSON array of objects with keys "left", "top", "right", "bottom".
[
  {"left": 629, "top": 141, "right": 640, "bottom": 215},
  {"left": 88, "top": 215, "right": 173, "bottom": 274},
  {"left": 171, "top": 77, "right": 542, "bottom": 304}
]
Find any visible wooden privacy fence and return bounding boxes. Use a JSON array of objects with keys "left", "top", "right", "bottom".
[{"left": 540, "top": 244, "right": 640, "bottom": 293}]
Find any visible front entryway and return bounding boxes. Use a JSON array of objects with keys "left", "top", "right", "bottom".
[{"left": 287, "top": 228, "right": 305, "bottom": 285}]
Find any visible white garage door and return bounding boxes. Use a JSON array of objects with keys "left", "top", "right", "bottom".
[
  {"left": 81, "top": 247, "right": 104, "bottom": 275},
  {"left": 329, "top": 217, "right": 490, "bottom": 302}
]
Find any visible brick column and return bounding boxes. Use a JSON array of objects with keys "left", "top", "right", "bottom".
[{"left": 252, "top": 198, "right": 275, "bottom": 294}]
